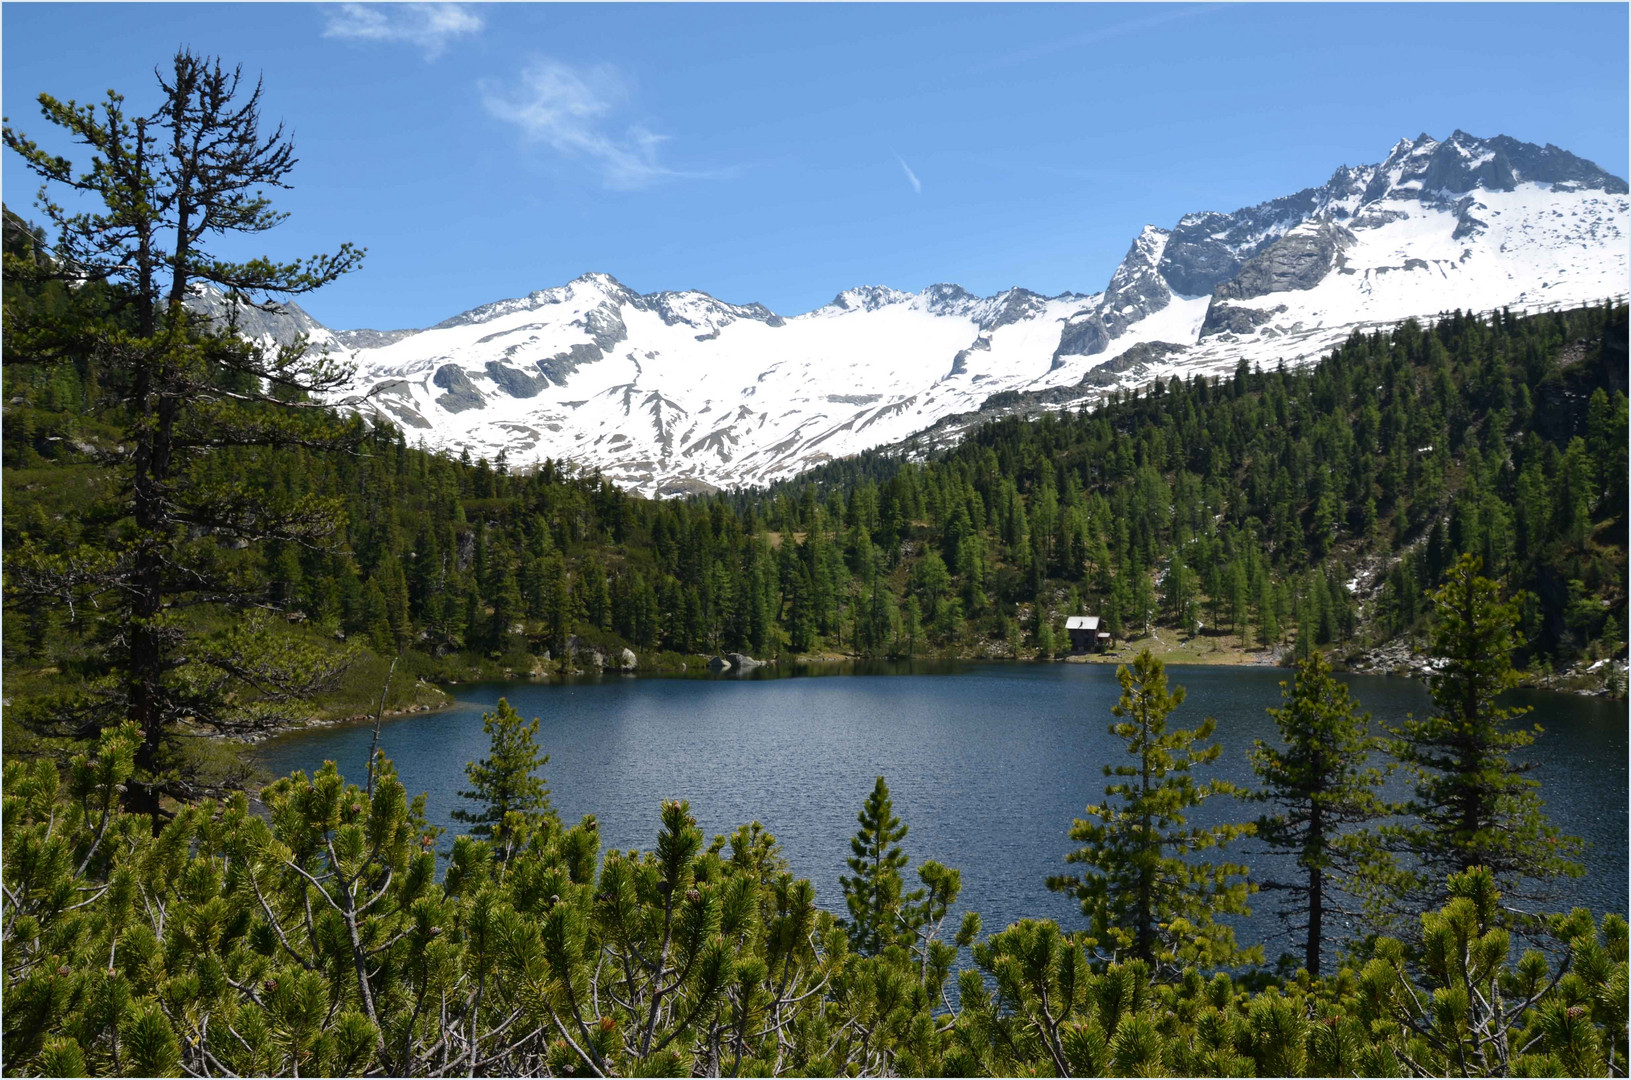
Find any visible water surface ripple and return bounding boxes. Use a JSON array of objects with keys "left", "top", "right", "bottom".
[{"left": 255, "top": 663, "right": 1628, "bottom": 959}]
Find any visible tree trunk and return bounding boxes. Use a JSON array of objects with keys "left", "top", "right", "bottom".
[
  {"left": 1138, "top": 704, "right": 1154, "bottom": 964},
  {"left": 129, "top": 349, "right": 179, "bottom": 772},
  {"left": 1306, "top": 862, "right": 1323, "bottom": 975},
  {"left": 134, "top": 119, "right": 155, "bottom": 337},
  {"left": 1307, "top": 769, "right": 1326, "bottom": 975},
  {"left": 127, "top": 360, "right": 163, "bottom": 771}
]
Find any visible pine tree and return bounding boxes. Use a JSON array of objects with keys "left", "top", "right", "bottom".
[
  {"left": 1132, "top": 559, "right": 1158, "bottom": 638},
  {"left": 1164, "top": 548, "right": 1190, "bottom": 627},
  {"left": 1035, "top": 618, "right": 1056, "bottom": 660},
  {"left": 1374, "top": 554, "right": 1583, "bottom": 921},
  {"left": 487, "top": 558, "right": 523, "bottom": 654},
  {"left": 451, "top": 697, "right": 555, "bottom": 855},
  {"left": 541, "top": 550, "right": 570, "bottom": 655},
  {"left": 360, "top": 577, "right": 395, "bottom": 656},
  {"left": 787, "top": 561, "right": 816, "bottom": 652},
  {"left": 1048, "top": 650, "right": 1256, "bottom": 971},
  {"left": 1257, "top": 575, "right": 1280, "bottom": 646},
  {"left": 3, "top": 51, "right": 364, "bottom": 787},
  {"left": 840, "top": 776, "right": 914, "bottom": 955},
  {"left": 1249, "top": 652, "right": 1390, "bottom": 974},
  {"left": 1227, "top": 560, "right": 1250, "bottom": 639},
  {"left": 377, "top": 553, "right": 412, "bottom": 649},
  {"left": 902, "top": 595, "right": 922, "bottom": 658}
]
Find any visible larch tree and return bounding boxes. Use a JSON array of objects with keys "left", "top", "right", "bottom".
[
  {"left": 1048, "top": 649, "right": 1257, "bottom": 972},
  {"left": 1369, "top": 553, "right": 1584, "bottom": 924},
  {"left": 3, "top": 50, "right": 367, "bottom": 800},
  {"left": 1250, "top": 651, "right": 1391, "bottom": 974}
]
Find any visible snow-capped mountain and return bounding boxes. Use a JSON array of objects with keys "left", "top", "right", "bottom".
[{"left": 319, "top": 131, "right": 1626, "bottom": 495}]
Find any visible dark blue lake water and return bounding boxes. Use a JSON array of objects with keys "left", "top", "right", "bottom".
[{"left": 255, "top": 662, "right": 1627, "bottom": 962}]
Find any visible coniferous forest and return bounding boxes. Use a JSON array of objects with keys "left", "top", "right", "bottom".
[{"left": 2, "top": 49, "right": 1627, "bottom": 1078}]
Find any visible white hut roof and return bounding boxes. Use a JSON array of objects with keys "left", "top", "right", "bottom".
[{"left": 1065, "top": 616, "right": 1101, "bottom": 631}]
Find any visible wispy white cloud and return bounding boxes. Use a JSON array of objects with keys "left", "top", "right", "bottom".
[
  {"left": 897, "top": 155, "right": 922, "bottom": 194},
  {"left": 483, "top": 57, "right": 719, "bottom": 191},
  {"left": 323, "top": 3, "right": 483, "bottom": 61},
  {"left": 976, "top": 4, "right": 1225, "bottom": 71}
]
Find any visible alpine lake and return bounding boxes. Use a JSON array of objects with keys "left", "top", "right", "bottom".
[{"left": 254, "top": 661, "right": 1628, "bottom": 963}]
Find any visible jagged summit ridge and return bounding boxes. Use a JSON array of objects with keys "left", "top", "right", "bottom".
[{"left": 305, "top": 130, "right": 1627, "bottom": 495}]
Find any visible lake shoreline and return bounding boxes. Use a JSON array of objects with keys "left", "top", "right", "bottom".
[
  {"left": 236, "top": 698, "right": 456, "bottom": 745},
  {"left": 263, "top": 648, "right": 1621, "bottom": 749},
  {"left": 241, "top": 633, "right": 1624, "bottom": 750},
  {"left": 1066, "top": 635, "right": 1626, "bottom": 700},
  {"left": 911, "top": 630, "right": 1627, "bottom": 700}
]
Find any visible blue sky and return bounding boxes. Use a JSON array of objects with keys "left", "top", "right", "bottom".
[{"left": 4, "top": 3, "right": 1627, "bottom": 330}]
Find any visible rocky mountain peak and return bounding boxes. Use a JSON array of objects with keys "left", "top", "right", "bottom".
[
  {"left": 1110, "top": 226, "right": 1172, "bottom": 288},
  {"left": 639, "top": 287, "right": 786, "bottom": 334},
  {"left": 1363, "top": 130, "right": 1628, "bottom": 204},
  {"left": 922, "top": 282, "right": 979, "bottom": 316},
  {"left": 820, "top": 285, "right": 914, "bottom": 314},
  {"left": 563, "top": 271, "right": 638, "bottom": 305},
  {"left": 571, "top": 270, "right": 626, "bottom": 289}
]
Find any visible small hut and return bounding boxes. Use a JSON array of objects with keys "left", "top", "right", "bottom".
[{"left": 1065, "top": 615, "right": 1107, "bottom": 654}]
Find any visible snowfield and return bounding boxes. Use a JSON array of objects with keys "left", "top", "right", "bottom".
[{"left": 320, "top": 132, "right": 1629, "bottom": 496}]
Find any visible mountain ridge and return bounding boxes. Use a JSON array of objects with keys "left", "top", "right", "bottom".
[
  {"left": 329, "top": 128, "right": 1628, "bottom": 340},
  {"left": 214, "top": 131, "right": 1627, "bottom": 495}
]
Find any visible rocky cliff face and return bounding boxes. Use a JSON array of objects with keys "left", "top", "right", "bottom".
[
  {"left": 1053, "top": 226, "right": 1176, "bottom": 366},
  {"left": 334, "top": 327, "right": 420, "bottom": 350},
  {"left": 220, "top": 131, "right": 1626, "bottom": 495},
  {"left": 185, "top": 287, "right": 345, "bottom": 355},
  {"left": 1215, "top": 221, "right": 1356, "bottom": 300}
]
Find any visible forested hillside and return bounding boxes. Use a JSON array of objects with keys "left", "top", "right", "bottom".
[
  {"left": 740, "top": 301, "right": 1628, "bottom": 668},
  {"left": 7, "top": 207, "right": 1626, "bottom": 742}
]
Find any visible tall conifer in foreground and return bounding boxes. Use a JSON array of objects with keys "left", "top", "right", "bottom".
[
  {"left": 1049, "top": 649, "right": 1257, "bottom": 972},
  {"left": 1250, "top": 651, "right": 1390, "bottom": 974},
  {"left": 452, "top": 697, "right": 555, "bottom": 855},
  {"left": 2, "top": 50, "right": 365, "bottom": 795},
  {"left": 1367, "top": 554, "right": 1583, "bottom": 925}
]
